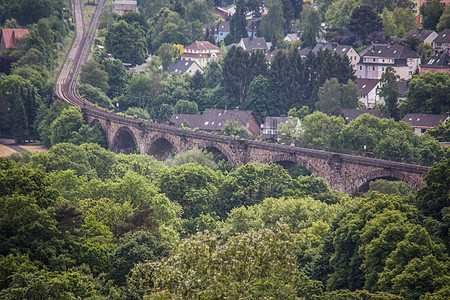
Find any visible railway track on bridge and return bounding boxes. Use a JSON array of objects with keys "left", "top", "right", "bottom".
[{"left": 53, "top": 0, "right": 429, "bottom": 191}]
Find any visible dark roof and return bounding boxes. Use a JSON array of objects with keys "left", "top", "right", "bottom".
[
  {"left": 298, "top": 47, "right": 311, "bottom": 57},
  {"left": 355, "top": 78, "right": 379, "bottom": 94},
  {"left": 403, "top": 29, "right": 436, "bottom": 42},
  {"left": 170, "top": 108, "right": 258, "bottom": 131},
  {"left": 203, "top": 23, "right": 217, "bottom": 32},
  {"left": 422, "top": 48, "right": 450, "bottom": 70},
  {"left": 217, "top": 20, "right": 230, "bottom": 32},
  {"left": 265, "top": 48, "right": 280, "bottom": 62},
  {"left": 359, "top": 44, "right": 419, "bottom": 60},
  {"left": 401, "top": 113, "right": 449, "bottom": 128},
  {"left": 167, "top": 60, "right": 200, "bottom": 75},
  {"left": 312, "top": 42, "right": 354, "bottom": 55},
  {"left": 433, "top": 29, "right": 450, "bottom": 44},
  {"left": 241, "top": 37, "right": 268, "bottom": 52},
  {"left": 341, "top": 109, "right": 383, "bottom": 122}
]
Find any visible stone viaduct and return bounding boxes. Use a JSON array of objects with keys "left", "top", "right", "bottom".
[{"left": 84, "top": 108, "right": 429, "bottom": 194}]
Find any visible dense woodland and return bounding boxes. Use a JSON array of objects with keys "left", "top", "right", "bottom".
[{"left": 0, "top": 0, "right": 450, "bottom": 298}]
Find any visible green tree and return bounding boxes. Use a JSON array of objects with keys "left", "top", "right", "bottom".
[
  {"left": 78, "top": 83, "right": 113, "bottom": 108},
  {"left": 324, "top": 0, "right": 360, "bottom": 33},
  {"left": 158, "top": 163, "right": 223, "bottom": 219},
  {"left": 403, "top": 71, "right": 450, "bottom": 114},
  {"left": 378, "top": 66, "right": 400, "bottom": 121},
  {"left": 222, "top": 46, "right": 252, "bottom": 103},
  {"left": 49, "top": 106, "right": 84, "bottom": 146},
  {"left": 277, "top": 117, "right": 303, "bottom": 144},
  {"left": 105, "top": 20, "right": 147, "bottom": 65},
  {"left": 184, "top": 0, "right": 212, "bottom": 23},
  {"left": 227, "top": 0, "right": 248, "bottom": 43},
  {"left": 259, "top": 0, "right": 284, "bottom": 42},
  {"left": 108, "top": 231, "right": 169, "bottom": 285},
  {"left": 100, "top": 57, "right": 130, "bottom": 98},
  {"left": 301, "top": 111, "right": 345, "bottom": 148},
  {"left": 174, "top": 99, "right": 199, "bottom": 115},
  {"left": 166, "top": 149, "right": 218, "bottom": 170},
  {"left": 241, "top": 75, "right": 274, "bottom": 121},
  {"left": 348, "top": 5, "right": 383, "bottom": 42},
  {"left": 315, "top": 78, "right": 359, "bottom": 116},
  {"left": 300, "top": 5, "right": 321, "bottom": 48},
  {"left": 426, "top": 121, "right": 450, "bottom": 142},
  {"left": 437, "top": 5, "right": 450, "bottom": 32},
  {"left": 221, "top": 120, "right": 253, "bottom": 139},
  {"left": 421, "top": 0, "right": 444, "bottom": 31}
]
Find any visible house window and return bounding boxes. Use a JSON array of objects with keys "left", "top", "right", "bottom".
[
  {"left": 409, "top": 71, "right": 413, "bottom": 75},
  {"left": 359, "top": 66, "right": 362, "bottom": 70},
  {"left": 382, "top": 67, "right": 385, "bottom": 71},
  {"left": 372, "top": 66, "right": 375, "bottom": 71},
  {"left": 373, "top": 58, "right": 375, "bottom": 62},
  {"left": 246, "top": 122, "right": 249, "bottom": 127},
  {"left": 220, "top": 33, "right": 223, "bottom": 36}
]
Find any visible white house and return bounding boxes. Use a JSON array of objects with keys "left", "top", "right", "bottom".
[
  {"left": 180, "top": 41, "right": 223, "bottom": 68},
  {"left": 167, "top": 60, "right": 203, "bottom": 76},
  {"left": 356, "top": 44, "right": 420, "bottom": 80},
  {"left": 355, "top": 78, "right": 382, "bottom": 108}
]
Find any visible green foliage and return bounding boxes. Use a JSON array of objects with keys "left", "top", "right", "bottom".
[
  {"left": 78, "top": 83, "right": 113, "bottom": 108},
  {"left": 259, "top": 0, "right": 285, "bottom": 42},
  {"left": 109, "top": 231, "right": 169, "bottom": 285},
  {"left": 105, "top": 20, "right": 147, "bottom": 65},
  {"left": 378, "top": 66, "right": 400, "bottom": 121},
  {"left": 221, "top": 120, "right": 253, "bottom": 139},
  {"left": 403, "top": 71, "right": 450, "bottom": 114},
  {"left": 367, "top": 179, "right": 415, "bottom": 196},
  {"left": 166, "top": 149, "right": 217, "bottom": 170},
  {"left": 421, "top": 0, "right": 444, "bottom": 31},
  {"left": 129, "top": 225, "right": 323, "bottom": 298},
  {"left": 80, "top": 60, "right": 110, "bottom": 93},
  {"left": 315, "top": 78, "right": 359, "bottom": 116},
  {"left": 158, "top": 163, "right": 223, "bottom": 219},
  {"left": 437, "top": 5, "right": 450, "bottom": 32},
  {"left": 277, "top": 117, "right": 303, "bottom": 144},
  {"left": 301, "top": 111, "right": 345, "bottom": 148},
  {"left": 173, "top": 99, "right": 198, "bottom": 115},
  {"left": 426, "top": 120, "right": 450, "bottom": 142},
  {"left": 348, "top": 5, "right": 383, "bottom": 41},
  {"left": 324, "top": 0, "right": 360, "bottom": 33}
]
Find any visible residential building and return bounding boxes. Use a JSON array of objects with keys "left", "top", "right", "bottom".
[
  {"left": 284, "top": 33, "right": 300, "bottom": 42},
  {"left": 238, "top": 37, "right": 269, "bottom": 53},
  {"left": 432, "top": 29, "right": 450, "bottom": 52},
  {"left": 421, "top": 48, "right": 450, "bottom": 73},
  {"left": 355, "top": 78, "right": 382, "bottom": 108},
  {"left": 180, "top": 41, "right": 223, "bottom": 68},
  {"left": 401, "top": 113, "right": 449, "bottom": 135},
  {"left": 265, "top": 47, "right": 280, "bottom": 63},
  {"left": 167, "top": 59, "right": 203, "bottom": 76},
  {"left": 0, "top": 28, "right": 29, "bottom": 52},
  {"left": 341, "top": 109, "right": 383, "bottom": 123},
  {"left": 410, "top": 0, "right": 450, "bottom": 24},
  {"left": 261, "top": 116, "right": 295, "bottom": 140},
  {"left": 111, "top": 0, "right": 138, "bottom": 15},
  {"left": 170, "top": 108, "right": 260, "bottom": 136},
  {"left": 403, "top": 29, "right": 438, "bottom": 45},
  {"left": 203, "top": 21, "right": 230, "bottom": 43},
  {"left": 356, "top": 44, "right": 420, "bottom": 80}
]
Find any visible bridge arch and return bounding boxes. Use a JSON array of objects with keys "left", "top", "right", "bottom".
[
  {"left": 203, "top": 146, "right": 230, "bottom": 163},
  {"left": 148, "top": 136, "right": 175, "bottom": 161},
  {"left": 112, "top": 126, "right": 137, "bottom": 154},
  {"left": 269, "top": 153, "right": 320, "bottom": 177},
  {"left": 354, "top": 169, "right": 415, "bottom": 193}
]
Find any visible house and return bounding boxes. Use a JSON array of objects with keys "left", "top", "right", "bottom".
[
  {"left": 203, "top": 21, "right": 230, "bottom": 43},
  {"left": 265, "top": 47, "right": 280, "bottom": 63},
  {"left": 180, "top": 41, "right": 223, "bottom": 68},
  {"left": 170, "top": 108, "right": 260, "bottom": 136},
  {"left": 212, "top": 7, "right": 230, "bottom": 20},
  {"left": 420, "top": 48, "right": 450, "bottom": 73},
  {"left": 356, "top": 44, "right": 420, "bottom": 80},
  {"left": 401, "top": 113, "right": 449, "bottom": 135},
  {"left": 0, "top": 28, "right": 29, "bottom": 52},
  {"left": 111, "top": 0, "right": 138, "bottom": 15},
  {"left": 355, "top": 78, "right": 382, "bottom": 108},
  {"left": 238, "top": 37, "right": 269, "bottom": 53},
  {"left": 312, "top": 42, "right": 360, "bottom": 69},
  {"left": 284, "top": 33, "right": 301, "bottom": 42},
  {"left": 168, "top": 59, "right": 203, "bottom": 76},
  {"left": 432, "top": 29, "right": 450, "bottom": 52},
  {"left": 403, "top": 29, "right": 438, "bottom": 45},
  {"left": 341, "top": 109, "right": 383, "bottom": 123},
  {"left": 398, "top": 81, "right": 409, "bottom": 102},
  {"left": 261, "top": 116, "right": 295, "bottom": 140}
]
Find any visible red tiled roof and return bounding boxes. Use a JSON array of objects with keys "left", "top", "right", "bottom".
[
  {"left": 1, "top": 28, "right": 29, "bottom": 50},
  {"left": 185, "top": 41, "right": 220, "bottom": 51}
]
